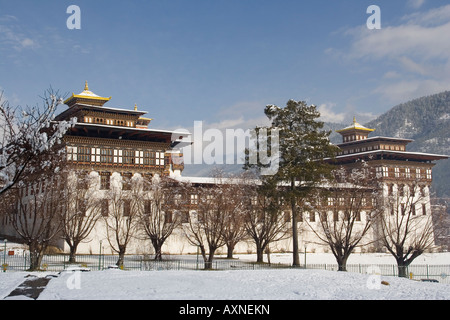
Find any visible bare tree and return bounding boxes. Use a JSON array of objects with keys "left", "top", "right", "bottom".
[
  {"left": 103, "top": 174, "right": 140, "bottom": 267},
  {"left": 379, "top": 178, "right": 439, "bottom": 277},
  {"left": 305, "top": 163, "right": 380, "bottom": 271},
  {"left": 60, "top": 171, "right": 103, "bottom": 263},
  {"left": 213, "top": 171, "right": 249, "bottom": 259},
  {"left": 0, "top": 89, "right": 74, "bottom": 196},
  {"left": 5, "top": 175, "right": 66, "bottom": 270},
  {"left": 183, "top": 180, "right": 230, "bottom": 269},
  {"left": 244, "top": 177, "right": 290, "bottom": 263},
  {"left": 138, "top": 175, "right": 188, "bottom": 260}
]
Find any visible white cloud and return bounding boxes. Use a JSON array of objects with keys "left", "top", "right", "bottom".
[
  {"left": 333, "top": 4, "right": 450, "bottom": 105},
  {"left": 0, "top": 23, "right": 39, "bottom": 51},
  {"left": 318, "top": 103, "right": 345, "bottom": 123},
  {"left": 402, "top": 4, "right": 450, "bottom": 26},
  {"left": 407, "top": 0, "right": 426, "bottom": 9}
]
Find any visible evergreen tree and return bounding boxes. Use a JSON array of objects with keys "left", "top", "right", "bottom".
[{"left": 246, "top": 100, "right": 338, "bottom": 266}]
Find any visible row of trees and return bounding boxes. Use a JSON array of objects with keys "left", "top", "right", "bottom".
[{"left": 1, "top": 92, "right": 446, "bottom": 275}]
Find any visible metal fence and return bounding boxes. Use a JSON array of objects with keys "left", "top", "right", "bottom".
[{"left": 1, "top": 253, "right": 449, "bottom": 284}]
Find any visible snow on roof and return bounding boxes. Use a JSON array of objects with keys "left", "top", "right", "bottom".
[
  {"left": 336, "top": 136, "right": 414, "bottom": 146},
  {"left": 75, "top": 122, "right": 191, "bottom": 136},
  {"left": 330, "top": 149, "right": 449, "bottom": 160}
]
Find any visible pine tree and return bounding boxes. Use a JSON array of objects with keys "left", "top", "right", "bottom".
[{"left": 246, "top": 100, "right": 339, "bottom": 266}]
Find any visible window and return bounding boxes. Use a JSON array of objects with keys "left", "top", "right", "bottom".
[
  {"left": 76, "top": 200, "right": 87, "bottom": 216},
  {"left": 181, "top": 211, "right": 189, "bottom": 223},
  {"left": 122, "top": 173, "right": 132, "bottom": 190},
  {"left": 101, "top": 199, "right": 109, "bottom": 217},
  {"left": 100, "top": 172, "right": 111, "bottom": 190},
  {"left": 399, "top": 184, "right": 404, "bottom": 197},
  {"left": 405, "top": 168, "right": 411, "bottom": 179},
  {"left": 190, "top": 194, "right": 198, "bottom": 205},
  {"left": 67, "top": 146, "right": 77, "bottom": 161},
  {"left": 416, "top": 168, "right": 421, "bottom": 179},
  {"left": 156, "top": 152, "right": 165, "bottom": 166},
  {"left": 77, "top": 173, "right": 89, "bottom": 190},
  {"left": 388, "top": 184, "right": 394, "bottom": 196},
  {"left": 165, "top": 211, "right": 173, "bottom": 223},
  {"left": 422, "top": 203, "right": 427, "bottom": 215},
  {"left": 123, "top": 200, "right": 131, "bottom": 216},
  {"left": 327, "top": 197, "right": 334, "bottom": 206},
  {"left": 395, "top": 167, "right": 400, "bottom": 178},
  {"left": 123, "top": 150, "right": 135, "bottom": 164},
  {"left": 144, "top": 200, "right": 152, "bottom": 215},
  {"left": 426, "top": 169, "right": 432, "bottom": 180},
  {"left": 378, "top": 166, "right": 389, "bottom": 177},
  {"left": 78, "top": 146, "right": 91, "bottom": 162},
  {"left": 114, "top": 149, "right": 123, "bottom": 164},
  {"left": 135, "top": 150, "right": 144, "bottom": 165},
  {"left": 101, "top": 148, "right": 113, "bottom": 163},
  {"left": 91, "top": 148, "right": 101, "bottom": 162},
  {"left": 333, "top": 210, "right": 339, "bottom": 222}
]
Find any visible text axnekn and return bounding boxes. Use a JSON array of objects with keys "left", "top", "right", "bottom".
[{"left": 179, "top": 304, "right": 270, "bottom": 317}]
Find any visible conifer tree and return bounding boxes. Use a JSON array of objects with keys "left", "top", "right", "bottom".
[{"left": 246, "top": 100, "right": 338, "bottom": 266}]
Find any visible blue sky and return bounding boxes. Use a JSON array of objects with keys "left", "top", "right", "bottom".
[{"left": 1, "top": 0, "right": 450, "bottom": 133}]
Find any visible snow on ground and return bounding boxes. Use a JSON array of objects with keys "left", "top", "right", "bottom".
[
  {"left": 1, "top": 250, "right": 449, "bottom": 301},
  {"left": 1, "top": 267, "right": 449, "bottom": 300}
]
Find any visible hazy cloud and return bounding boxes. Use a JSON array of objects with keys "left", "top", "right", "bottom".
[{"left": 332, "top": 4, "right": 450, "bottom": 105}]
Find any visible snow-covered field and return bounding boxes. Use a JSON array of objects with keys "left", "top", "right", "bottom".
[
  {"left": 0, "top": 268, "right": 449, "bottom": 301},
  {"left": 1, "top": 251, "right": 449, "bottom": 301}
]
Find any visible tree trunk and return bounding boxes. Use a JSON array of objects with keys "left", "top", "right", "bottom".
[
  {"left": 68, "top": 242, "right": 79, "bottom": 264},
  {"left": 336, "top": 254, "right": 349, "bottom": 272},
  {"left": 116, "top": 246, "right": 126, "bottom": 268},
  {"left": 397, "top": 259, "right": 409, "bottom": 278},
  {"left": 204, "top": 246, "right": 218, "bottom": 270},
  {"left": 291, "top": 191, "right": 300, "bottom": 267},
  {"left": 255, "top": 242, "right": 264, "bottom": 263},
  {"left": 29, "top": 250, "right": 42, "bottom": 271},
  {"left": 28, "top": 242, "right": 44, "bottom": 271},
  {"left": 151, "top": 238, "right": 163, "bottom": 261},
  {"left": 226, "top": 244, "right": 235, "bottom": 259}
]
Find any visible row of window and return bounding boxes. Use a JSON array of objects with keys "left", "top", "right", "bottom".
[
  {"left": 343, "top": 134, "right": 368, "bottom": 142},
  {"left": 339, "top": 144, "right": 405, "bottom": 155},
  {"left": 84, "top": 116, "right": 134, "bottom": 127},
  {"left": 390, "top": 203, "right": 428, "bottom": 216},
  {"left": 376, "top": 167, "right": 432, "bottom": 179},
  {"left": 67, "top": 146, "right": 165, "bottom": 166}
]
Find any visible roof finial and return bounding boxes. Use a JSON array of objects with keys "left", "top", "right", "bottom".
[
  {"left": 353, "top": 116, "right": 356, "bottom": 124},
  {"left": 84, "top": 80, "right": 89, "bottom": 91},
  {"left": 134, "top": 103, "right": 138, "bottom": 111}
]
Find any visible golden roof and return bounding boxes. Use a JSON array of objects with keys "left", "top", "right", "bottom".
[
  {"left": 336, "top": 117, "right": 375, "bottom": 133},
  {"left": 64, "top": 81, "right": 111, "bottom": 105}
]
